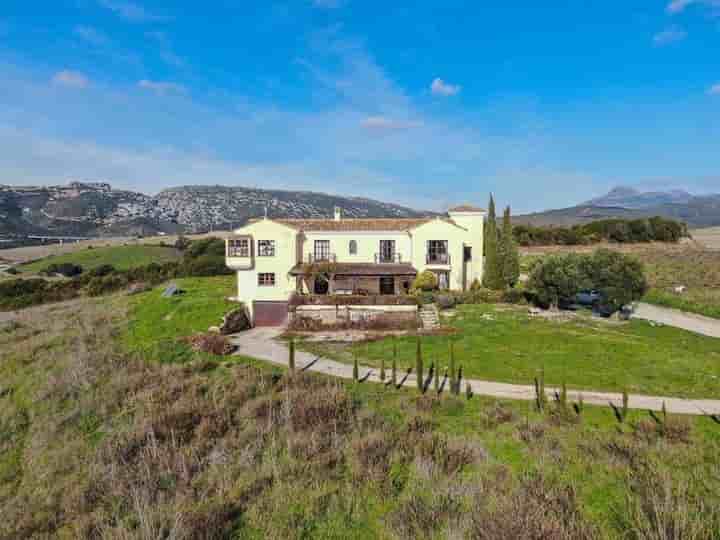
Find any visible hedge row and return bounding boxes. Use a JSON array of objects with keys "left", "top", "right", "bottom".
[{"left": 514, "top": 216, "right": 687, "bottom": 246}]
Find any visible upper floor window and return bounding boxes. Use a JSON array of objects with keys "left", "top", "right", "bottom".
[
  {"left": 314, "top": 240, "right": 331, "bottom": 261},
  {"left": 257, "top": 240, "right": 275, "bottom": 257},
  {"left": 227, "top": 238, "right": 249, "bottom": 257},
  {"left": 427, "top": 240, "right": 449, "bottom": 264},
  {"left": 349, "top": 240, "right": 357, "bottom": 255},
  {"left": 258, "top": 273, "right": 276, "bottom": 286}
]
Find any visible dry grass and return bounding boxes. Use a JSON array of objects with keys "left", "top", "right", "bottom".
[{"left": 2, "top": 295, "right": 720, "bottom": 539}]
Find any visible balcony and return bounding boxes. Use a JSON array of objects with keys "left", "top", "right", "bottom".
[
  {"left": 426, "top": 253, "right": 451, "bottom": 266},
  {"left": 374, "top": 253, "right": 403, "bottom": 264},
  {"left": 307, "top": 253, "right": 337, "bottom": 264}
]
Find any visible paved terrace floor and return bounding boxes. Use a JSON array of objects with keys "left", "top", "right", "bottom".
[{"left": 230, "top": 327, "right": 720, "bottom": 416}]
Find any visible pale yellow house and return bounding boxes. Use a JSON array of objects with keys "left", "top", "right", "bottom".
[{"left": 225, "top": 206, "right": 485, "bottom": 325}]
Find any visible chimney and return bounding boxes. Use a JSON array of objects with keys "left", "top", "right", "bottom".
[{"left": 334, "top": 206, "right": 342, "bottom": 221}]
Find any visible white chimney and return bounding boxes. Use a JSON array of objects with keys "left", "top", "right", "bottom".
[{"left": 334, "top": 206, "right": 342, "bottom": 221}]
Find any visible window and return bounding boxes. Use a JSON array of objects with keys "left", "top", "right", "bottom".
[
  {"left": 378, "top": 240, "right": 396, "bottom": 263},
  {"left": 436, "top": 271, "right": 450, "bottom": 290},
  {"left": 464, "top": 246, "right": 472, "bottom": 262},
  {"left": 258, "top": 273, "right": 276, "bottom": 286},
  {"left": 349, "top": 240, "right": 357, "bottom": 255},
  {"left": 227, "top": 238, "right": 250, "bottom": 257},
  {"left": 257, "top": 240, "right": 275, "bottom": 257},
  {"left": 314, "top": 240, "right": 331, "bottom": 261},
  {"left": 427, "top": 240, "right": 449, "bottom": 264}
]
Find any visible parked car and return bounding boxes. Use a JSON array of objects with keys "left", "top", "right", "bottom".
[{"left": 575, "top": 290, "right": 601, "bottom": 306}]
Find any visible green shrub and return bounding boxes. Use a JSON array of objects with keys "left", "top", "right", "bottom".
[
  {"left": 412, "top": 271, "right": 438, "bottom": 292},
  {"left": 41, "top": 262, "right": 83, "bottom": 277},
  {"left": 181, "top": 255, "right": 233, "bottom": 277},
  {"left": 184, "top": 237, "right": 226, "bottom": 259},
  {"left": 86, "top": 275, "right": 128, "bottom": 297},
  {"left": 86, "top": 264, "right": 116, "bottom": 278}
]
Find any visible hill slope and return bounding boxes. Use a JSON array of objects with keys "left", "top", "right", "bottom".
[{"left": 0, "top": 182, "right": 431, "bottom": 239}]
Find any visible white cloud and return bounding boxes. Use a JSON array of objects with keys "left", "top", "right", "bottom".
[
  {"left": 74, "top": 25, "right": 109, "bottom": 46},
  {"left": 360, "top": 116, "right": 422, "bottom": 132},
  {"left": 653, "top": 26, "right": 687, "bottom": 45},
  {"left": 667, "top": 0, "right": 720, "bottom": 14},
  {"left": 430, "top": 77, "right": 461, "bottom": 96},
  {"left": 52, "top": 70, "right": 90, "bottom": 89},
  {"left": 138, "top": 79, "right": 186, "bottom": 95},
  {"left": 98, "top": 0, "right": 168, "bottom": 23},
  {"left": 708, "top": 83, "right": 720, "bottom": 95}
]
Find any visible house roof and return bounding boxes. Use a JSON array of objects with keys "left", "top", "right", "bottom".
[
  {"left": 249, "top": 216, "right": 465, "bottom": 232},
  {"left": 289, "top": 262, "right": 418, "bottom": 276},
  {"left": 448, "top": 204, "right": 485, "bottom": 213}
]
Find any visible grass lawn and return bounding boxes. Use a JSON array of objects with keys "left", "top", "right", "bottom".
[
  {"left": 19, "top": 244, "right": 181, "bottom": 274},
  {"left": 122, "top": 275, "right": 237, "bottom": 363},
  {"left": 304, "top": 304, "right": 720, "bottom": 398}
]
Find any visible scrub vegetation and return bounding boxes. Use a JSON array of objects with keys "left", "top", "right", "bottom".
[{"left": 2, "top": 294, "right": 720, "bottom": 539}]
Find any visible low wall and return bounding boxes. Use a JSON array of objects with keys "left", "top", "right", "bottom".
[{"left": 292, "top": 304, "right": 418, "bottom": 327}]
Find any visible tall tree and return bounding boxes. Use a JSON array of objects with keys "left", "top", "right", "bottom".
[
  {"left": 498, "top": 205, "right": 520, "bottom": 288},
  {"left": 483, "top": 194, "right": 503, "bottom": 289}
]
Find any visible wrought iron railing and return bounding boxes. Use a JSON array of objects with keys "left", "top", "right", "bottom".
[
  {"left": 375, "top": 253, "right": 403, "bottom": 264},
  {"left": 307, "top": 253, "right": 337, "bottom": 263},
  {"left": 426, "top": 253, "right": 451, "bottom": 264}
]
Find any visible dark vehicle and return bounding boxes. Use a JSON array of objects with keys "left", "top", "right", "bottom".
[{"left": 575, "top": 290, "right": 601, "bottom": 306}]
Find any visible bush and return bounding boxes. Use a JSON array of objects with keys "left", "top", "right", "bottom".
[
  {"left": 184, "top": 237, "right": 226, "bottom": 259},
  {"left": 41, "top": 262, "right": 83, "bottom": 277},
  {"left": 412, "top": 271, "right": 438, "bottom": 292},
  {"left": 435, "top": 294, "right": 456, "bottom": 310},
  {"left": 181, "top": 255, "right": 233, "bottom": 277},
  {"left": 527, "top": 250, "right": 646, "bottom": 310},
  {"left": 185, "top": 333, "right": 236, "bottom": 355},
  {"left": 86, "top": 275, "right": 128, "bottom": 297},
  {"left": 87, "top": 264, "right": 116, "bottom": 278},
  {"left": 5, "top": 267, "right": 18, "bottom": 275}
]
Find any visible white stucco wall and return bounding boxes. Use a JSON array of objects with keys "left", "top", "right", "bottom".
[
  {"left": 301, "top": 231, "right": 412, "bottom": 264},
  {"left": 228, "top": 219, "right": 299, "bottom": 313}
]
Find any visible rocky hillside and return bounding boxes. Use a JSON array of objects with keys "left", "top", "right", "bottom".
[
  {"left": 0, "top": 182, "right": 430, "bottom": 239},
  {"left": 517, "top": 186, "right": 720, "bottom": 228}
]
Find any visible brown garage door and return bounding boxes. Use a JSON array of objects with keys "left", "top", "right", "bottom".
[{"left": 253, "top": 301, "right": 289, "bottom": 327}]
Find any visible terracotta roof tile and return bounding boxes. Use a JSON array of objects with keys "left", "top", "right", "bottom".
[
  {"left": 448, "top": 205, "right": 486, "bottom": 213},
  {"left": 249, "top": 217, "right": 465, "bottom": 232}
]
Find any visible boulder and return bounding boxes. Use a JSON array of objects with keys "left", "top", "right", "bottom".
[{"left": 219, "top": 307, "right": 251, "bottom": 335}]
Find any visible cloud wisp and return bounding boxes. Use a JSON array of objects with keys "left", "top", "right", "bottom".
[
  {"left": 98, "top": 0, "right": 169, "bottom": 23},
  {"left": 52, "top": 70, "right": 90, "bottom": 89},
  {"left": 430, "top": 77, "right": 461, "bottom": 96},
  {"left": 653, "top": 26, "right": 687, "bottom": 45},
  {"left": 138, "top": 79, "right": 186, "bottom": 95},
  {"left": 667, "top": 0, "right": 720, "bottom": 15},
  {"left": 360, "top": 116, "right": 423, "bottom": 132},
  {"left": 708, "top": 83, "right": 720, "bottom": 95}
]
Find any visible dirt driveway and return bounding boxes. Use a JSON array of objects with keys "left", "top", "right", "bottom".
[{"left": 632, "top": 302, "right": 720, "bottom": 339}]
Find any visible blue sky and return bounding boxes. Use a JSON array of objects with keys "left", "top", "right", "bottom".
[{"left": 1, "top": 1, "right": 719, "bottom": 212}]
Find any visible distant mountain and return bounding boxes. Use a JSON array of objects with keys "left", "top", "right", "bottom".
[
  {"left": 0, "top": 182, "right": 431, "bottom": 239},
  {"left": 516, "top": 187, "right": 720, "bottom": 229},
  {"left": 585, "top": 186, "right": 694, "bottom": 209}
]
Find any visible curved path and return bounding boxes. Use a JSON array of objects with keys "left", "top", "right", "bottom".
[{"left": 230, "top": 328, "right": 720, "bottom": 416}]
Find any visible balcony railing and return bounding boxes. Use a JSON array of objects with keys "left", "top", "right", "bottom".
[
  {"left": 307, "top": 253, "right": 337, "bottom": 264},
  {"left": 426, "top": 253, "right": 451, "bottom": 265},
  {"left": 375, "top": 253, "right": 403, "bottom": 264}
]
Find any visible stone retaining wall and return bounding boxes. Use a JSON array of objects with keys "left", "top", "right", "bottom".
[{"left": 292, "top": 304, "right": 418, "bottom": 328}]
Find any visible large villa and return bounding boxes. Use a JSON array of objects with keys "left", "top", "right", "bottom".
[{"left": 225, "top": 206, "right": 486, "bottom": 326}]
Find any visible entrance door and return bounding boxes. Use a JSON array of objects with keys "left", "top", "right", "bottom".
[
  {"left": 379, "top": 276, "right": 395, "bottom": 295},
  {"left": 253, "top": 301, "right": 289, "bottom": 327}
]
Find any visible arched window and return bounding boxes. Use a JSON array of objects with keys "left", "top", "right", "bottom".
[{"left": 349, "top": 240, "right": 358, "bottom": 255}]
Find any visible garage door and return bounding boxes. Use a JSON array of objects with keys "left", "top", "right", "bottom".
[{"left": 253, "top": 301, "right": 289, "bottom": 327}]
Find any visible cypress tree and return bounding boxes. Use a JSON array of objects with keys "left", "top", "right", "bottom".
[
  {"left": 288, "top": 338, "right": 296, "bottom": 376},
  {"left": 483, "top": 194, "right": 503, "bottom": 290},
  {"left": 498, "top": 205, "right": 520, "bottom": 288}
]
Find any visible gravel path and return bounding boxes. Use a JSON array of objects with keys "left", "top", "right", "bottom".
[
  {"left": 633, "top": 302, "right": 720, "bottom": 338},
  {"left": 230, "top": 328, "right": 720, "bottom": 416}
]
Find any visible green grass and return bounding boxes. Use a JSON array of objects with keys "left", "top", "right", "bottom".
[
  {"left": 19, "top": 244, "right": 181, "bottom": 274},
  {"left": 122, "top": 275, "right": 237, "bottom": 363},
  {"left": 304, "top": 304, "right": 720, "bottom": 398}
]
